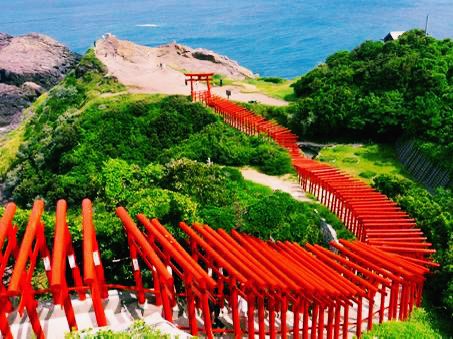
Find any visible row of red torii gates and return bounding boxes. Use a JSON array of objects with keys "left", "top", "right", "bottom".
[{"left": 0, "top": 75, "right": 437, "bottom": 338}]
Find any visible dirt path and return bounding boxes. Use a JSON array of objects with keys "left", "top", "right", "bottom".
[{"left": 240, "top": 167, "right": 311, "bottom": 202}]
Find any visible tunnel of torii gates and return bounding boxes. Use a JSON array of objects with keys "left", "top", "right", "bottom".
[{"left": 0, "top": 75, "right": 437, "bottom": 339}]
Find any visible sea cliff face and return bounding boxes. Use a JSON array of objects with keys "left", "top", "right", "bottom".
[{"left": 0, "top": 32, "right": 79, "bottom": 130}]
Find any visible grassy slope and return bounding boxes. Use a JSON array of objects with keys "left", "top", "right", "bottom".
[
  {"left": 317, "top": 144, "right": 412, "bottom": 184},
  {"left": 0, "top": 94, "right": 49, "bottom": 178},
  {"left": 362, "top": 307, "right": 444, "bottom": 339},
  {"left": 243, "top": 78, "right": 296, "bottom": 101},
  {"left": 0, "top": 126, "right": 25, "bottom": 178},
  {"left": 212, "top": 74, "right": 295, "bottom": 101}
]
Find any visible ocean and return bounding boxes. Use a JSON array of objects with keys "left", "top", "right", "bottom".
[{"left": 1, "top": 0, "right": 452, "bottom": 78}]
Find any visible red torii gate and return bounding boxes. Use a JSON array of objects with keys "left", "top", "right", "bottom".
[{"left": 185, "top": 73, "right": 214, "bottom": 102}]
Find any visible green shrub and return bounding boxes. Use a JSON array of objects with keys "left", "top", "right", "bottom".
[
  {"left": 66, "top": 320, "right": 169, "bottom": 338},
  {"left": 159, "top": 121, "right": 293, "bottom": 175},
  {"left": 241, "top": 191, "right": 322, "bottom": 244},
  {"left": 359, "top": 170, "right": 376, "bottom": 179},
  {"left": 161, "top": 158, "right": 233, "bottom": 206},
  {"left": 287, "top": 30, "right": 453, "bottom": 171},
  {"left": 199, "top": 205, "right": 238, "bottom": 231},
  {"left": 362, "top": 308, "right": 442, "bottom": 338},
  {"left": 372, "top": 175, "right": 453, "bottom": 317},
  {"left": 259, "top": 77, "right": 285, "bottom": 84},
  {"left": 251, "top": 143, "right": 294, "bottom": 175}
]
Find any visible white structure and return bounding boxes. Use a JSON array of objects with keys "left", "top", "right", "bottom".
[{"left": 383, "top": 31, "right": 405, "bottom": 42}]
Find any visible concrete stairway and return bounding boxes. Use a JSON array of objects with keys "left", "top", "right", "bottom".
[{"left": 8, "top": 290, "right": 191, "bottom": 338}]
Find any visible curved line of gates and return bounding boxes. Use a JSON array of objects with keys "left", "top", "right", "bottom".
[
  {"left": 0, "top": 199, "right": 430, "bottom": 339},
  {"left": 0, "top": 92, "right": 436, "bottom": 339}
]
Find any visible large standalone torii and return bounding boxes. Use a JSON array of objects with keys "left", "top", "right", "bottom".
[{"left": 184, "top": 73, "right": 214, "bottom": 102}]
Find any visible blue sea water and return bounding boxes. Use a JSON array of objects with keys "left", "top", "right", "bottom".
[{"left": 1, "top": 0, "right": 452, "bottom": 78}]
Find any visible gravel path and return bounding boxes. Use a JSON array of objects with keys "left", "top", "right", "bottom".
[{"left": 240, "top": 167, "right": 311, "bottom": 202}]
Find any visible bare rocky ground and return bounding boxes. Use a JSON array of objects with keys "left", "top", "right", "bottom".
[
  {"left": 95, "top": 35, "right": 288, "bottom": 106},
  {"left": 0, "top": 32, "right": 78, "bottom": 131}
]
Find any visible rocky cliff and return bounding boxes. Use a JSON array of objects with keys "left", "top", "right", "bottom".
[
  {"left": 96, "top": 35, "right": 255, "bottom": 81},
  {"left": 0, "top": 33, "right": 78, "bottom": 129}
]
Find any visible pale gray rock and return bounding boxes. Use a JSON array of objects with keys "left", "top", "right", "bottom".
[{"left": 0, "top": 32, "right": 79, "bottom": 127}]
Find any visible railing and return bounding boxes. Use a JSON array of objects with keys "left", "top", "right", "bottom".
[
  {"left": 395, "top": 138, "right": 451, "bottom": 191},
  {"left": 116, "top": 207, "right": 174, "bottom": 322},
  {"left": 201, "top": 93, "right": 435, "bottom": 261},
  {"left": 116, "top": 207, "right": 219, "bottom": 338},
  {"left": 0, "top": 199, "right": 436, "bottom": 338}
]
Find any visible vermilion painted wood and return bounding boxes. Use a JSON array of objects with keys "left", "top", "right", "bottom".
[
  {"left": 0, "top": 203, "right": 18, "bottom": 339},
  {"left": 8, "top": 200, "right": 49, "bottom": 339},
  {"left": 138, "top": 217, "right": 216, "bottom": 338},
  {"left": 82, "top": 199, "right": 108, "bottom": 327},
  {"left": 50, "top": 199, "right": 83, "bottom": 331},
  {"left": 0, "top": 200, "right": 436, "bottom": 338}
]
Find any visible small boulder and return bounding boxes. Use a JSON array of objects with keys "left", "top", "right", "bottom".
[{"left": 21, "top": 81, "right": 45, "bottom": 98}]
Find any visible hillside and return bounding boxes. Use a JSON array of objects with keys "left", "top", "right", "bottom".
[
  {"left": 0, "top": 31, "right": 451, "bottom": 337},
  {"left": 290, "top": 30, "right": 453, "bottom": 171},
  {"left": 0, "top": 50, "right": 352, "bottom": 289}
]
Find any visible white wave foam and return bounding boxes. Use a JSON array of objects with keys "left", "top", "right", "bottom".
[{"left": 136, "top": 24, "right": 159, "bottom": 28}]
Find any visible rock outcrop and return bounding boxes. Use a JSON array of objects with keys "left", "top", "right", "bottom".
[
  {"left": 94, "top": 35, "right": 288, "bottom": 105},
  {"left": 0, "top": 33, "right": 79, "bottom": 129},
  {"left": 96, "top": 35, "right": 255, "bottom": 80},
  {"left": 158, "top": 41, "right": 255, "bottom": 79}
]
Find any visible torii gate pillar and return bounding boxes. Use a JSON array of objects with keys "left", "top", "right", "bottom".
[{"left": 184, "top": 73, "right": 214, "bottom": 102}]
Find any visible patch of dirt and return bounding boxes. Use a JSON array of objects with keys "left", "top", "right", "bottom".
[{"left": 240, "top": 167, "right": 311, "bottom": 202}]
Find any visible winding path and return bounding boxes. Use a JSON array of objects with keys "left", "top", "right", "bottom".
[{"left": 240, "top": 167, "right": 311, "bottom": 202}]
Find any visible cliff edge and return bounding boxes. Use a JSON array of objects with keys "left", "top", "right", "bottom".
[{"left": 0, "top": 33, "right": 78, "bottom": 130}]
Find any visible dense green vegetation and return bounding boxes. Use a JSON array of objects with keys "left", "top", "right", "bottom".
[
  {"left": 292, "top": 30, "right": 453, "bottom": 163},
  {"left": 373, "top": 175, "right": 453, "bottom": 320},
  {"left": 2, "top": 50, "right": 292, "bottom": 205},
  {"left": 248, "top": 30, "right": 453, "bottom": 173},
  {"left": 244, "top": 32, "right": 453, "bottom": 328},
  {"left": 362, "top": 307, "right": 443, "bottom": 339}
]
